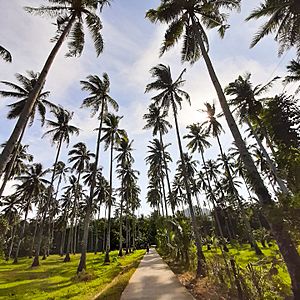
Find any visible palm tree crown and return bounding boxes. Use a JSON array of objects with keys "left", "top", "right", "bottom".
[
  {"left": 0, "top": 71, "right": 54, "bottom": 126},
  {"left": 146, "top": 0, "right": 240, "bottom": 63},
  {"left": 246, "top": 0, "right": 300, "bottom": 57},
  {"left": 25, "top": 0, "right": 109, "bottom": 57}
]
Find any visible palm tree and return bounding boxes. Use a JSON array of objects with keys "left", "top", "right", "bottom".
[
  {"left": 68, "top": 142, "right": 94, "bottom": 260},
  {"left": 143, "top": 103, "right": 173, "bottom": 213},
  {"left": 146, "top": 139, "right": 172, "bottom": 217},
  {"left": 13, "top": 163, "right": 50, "bottom": 263},
  {"left": 146, "top": 3, "right": 284, "bottom": 262},
  {"left": 0, "top": 45, "right": 12, "bottom": 62},
  {"left": 31, "top": 107, "right": 79, "bottom": 267},
  {"left": 77, "top": 73, "right": 118, "bottom": 273},
  {"left": 145, "top": 63, "right": 206, "bottom": 277},
  {"left": 115, "top": 136, "right": 134, "bottom": 256},
  {"left": 62, "top": 175, "right": 83, "bottom": 262},
  {"left": 284, "top": 60, "right": 300, "bottom": 94},
  {"left": 0, "top": 71, "right": 54, "bottom": 197},
  {"left": 246, "top": 0, "right": 300, "bottom": 57},
  {"left": 0, "top": 0, "right": 110, "bottom": 175},
  {"left": 101, "top": 113, "right": 126, "bottom": 263},
  {"left": 2, "top": 196, "right": 19, "bottom": 260},
  {"left": 184, "top": 123, "right": 228, "bottom": 238},
  {"left": 224, "top": 74, "right": 289, "bottom": 194}
]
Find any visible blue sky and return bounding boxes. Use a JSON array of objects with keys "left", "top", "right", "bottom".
[{"left": 0, "top": 0, "right": 297, "bottom": 216}]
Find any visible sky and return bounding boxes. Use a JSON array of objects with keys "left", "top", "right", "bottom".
[{"left": 0, "top": 0, "right": 297, "bottom": 216}]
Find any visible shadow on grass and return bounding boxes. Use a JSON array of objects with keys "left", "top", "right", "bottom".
[{"left": 95, "top": 255, "right": 144, "bottom": 300}]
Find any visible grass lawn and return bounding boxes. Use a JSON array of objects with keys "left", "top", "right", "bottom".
[
  {"left": 202, "top": 243, "right": 291, "bottom": 285},
  {"left": 0, "top": 250, "right": 145, "bottom": 300}
]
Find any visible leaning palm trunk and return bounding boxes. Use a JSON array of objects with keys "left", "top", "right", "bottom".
[
  {"left": 245, "top": 117, "right": 288, "bottom": 194},
  {"left": 0, "top": 15, "right": 76, "bottom": 176},
  {"left": 104, "top": 135, "right": 114, "bottom": 263},
  {"left": 195, "top": 23, "right": 300, "bottom": 296},
  {"left": 32, "top": 137, "right": 63, "bottom": 267},
  {"left": 0, "top": 124, "right": 27, "bottom": 198},
  {"left": 216, "top": 134, "right": 262, "bottom": 255},
  {"left": 77, "top": 103, "right": 105, "bottom": 273},
  {"left": 172, "top": 103, "right": 206, "bottom": 277}
]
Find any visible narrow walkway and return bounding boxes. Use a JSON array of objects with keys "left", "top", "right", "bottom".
[{"left": 121, "top": 248, "right": 194, "bottom": 300}]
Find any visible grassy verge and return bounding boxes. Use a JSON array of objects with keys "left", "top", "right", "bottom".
[
  {"left": 159, "top": 243, "right": 293, "bottom": 299},
  {"left": 0, "top": 250, "right": 145, "bottom": 300}
]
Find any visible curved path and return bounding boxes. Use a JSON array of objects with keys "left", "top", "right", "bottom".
[{"left": 121, "top": 248, "right": 194, "bottom": 300}]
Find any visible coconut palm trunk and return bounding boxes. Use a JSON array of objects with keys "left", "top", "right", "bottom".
[
  {"left": 158, "top": 181, "right": 165, "bottom": 218},
  {"left": 125, "top": 195, "right": 130, "bottom": 255},
  {"left": 159, "top": 131, "right": 173, "bottom": 214},
  {"left": 0, "top": 15, "right": 76, "bottom": 176},
  {"left": 77, "top": 103, "right": 105, "bottom": 273},
  {"left": 32, "top": 136, "right": 63, "bottom": 267},
  {"left": 7, "top": 224, "right": 16, "bottom": 260},
  {"left": 14, "top": 195, "right": 32, "bottom": 263},
  {"left": 0, "top": 124, "right": 27, "bottom": 198},
  {"left": 94, "top": 207, "right": 101, "bottom": 254},
  {"left": 160, "top": 173, "right": 168, "bottom": 217},
  {"left": 195, "top": 24, "right": 300, "bottom": 294},
  {"left": 29, "top": 215, "right": 40, "bottom": 258},
  {"left": 104, "top": 134, "right": 114, "bottom": 263},
  {"left": 172, "top": 102, "right": 206, "bottom": 277},
  {"left": 245, "top": 117, "right": 288, "bottom": 194},
  {"left": 215, "top": 134, "right": 262, "bottom": 255},
  {"left": 118, "top": 181, "right": 124, "bottom": 256}
]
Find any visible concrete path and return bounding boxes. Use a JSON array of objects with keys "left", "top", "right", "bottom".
[{"left": 121, "top": 248, "right": 194, "bottom": 300}]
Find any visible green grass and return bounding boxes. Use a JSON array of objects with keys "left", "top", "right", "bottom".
[
  {"left": 0, "top": 250, "right": 145, "bottom": 300},
  {"left": 202, "top": 243, "right": 291, "bottom": 285}
]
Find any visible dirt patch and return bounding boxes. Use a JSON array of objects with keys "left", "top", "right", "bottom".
[{"left": 178, "top": 272, "right": 237, "bottom": 300}]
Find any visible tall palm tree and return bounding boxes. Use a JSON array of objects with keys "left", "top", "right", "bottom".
[
  {"left": 145, "top": 63, "right": 206, "bottom": 277},
  {"left": 32, "top": 107, "right": 79, "bottom": 267},
  {"left": 184, "top": 123, "right": 228, "bottom": 238},
  {"left": 146, "top": 139, "right": 172, "bottom": 217},
  {"left": 13, "top": 163, "right": 50, "bottom": 263},
  {"left": 0, "top": 45, "right": 12, "bottom": 62},
  {"left": 246, "top": 0, "right": 300, "bottom": 57},
  {"left": 0, "top": 0, "right": 110, "bottom": 175},
  {"left": 146, "top": 4, "right": 291, "bottom": 273},
  {"left": 143, "top": 103, "right": 173, "bottom": 213},
  {"left": 284, "top": 60, "right": 300, "bottom": 94},
  {"left": 115, "top": 136, "right": 134, "bottom": 256},
  {"left": 224, "top": 74, "right": 289, "bottom": 194},
  {"left": 68, "top": 142, "right": 94, "bottom": 260},
  {"left": 62, "top": 175, "right": 83, "bottom": 262},
  {"left": 78, "top": 73, "right": 118, "bottom": 272},
  {"left": 101, "top": 113, "right": 126, "bottom": 263},
  {"left": 0, "top": 71, "right": 54, "bottom": 197}
]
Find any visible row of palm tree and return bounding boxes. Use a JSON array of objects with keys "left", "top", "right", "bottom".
[
  {"left": 144, "top": 0, "right": 300, "bottom": 297},
  {"left": 0, "top": 66, "right": 141, "bottom": 273}
]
